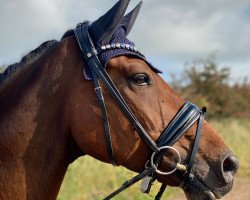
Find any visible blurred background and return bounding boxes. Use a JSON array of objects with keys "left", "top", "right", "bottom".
[{"left": 1, "top": 0, "right": 249, "bottom": 199}]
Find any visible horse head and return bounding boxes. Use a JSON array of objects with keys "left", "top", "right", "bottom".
[{"left": 64, "top": 0, "right": 239, "bottom": 199}]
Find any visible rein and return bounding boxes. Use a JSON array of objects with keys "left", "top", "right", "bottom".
[{"left": 74, "top": 21, "right": 206, "bottom": 200}]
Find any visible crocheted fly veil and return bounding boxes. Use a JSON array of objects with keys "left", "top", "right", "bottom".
[{"left": 83, "top": 0, "right": 161, "bottom": 80}]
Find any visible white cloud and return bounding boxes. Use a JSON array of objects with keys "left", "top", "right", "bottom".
[{"left": 0, "top": 0, "right": 249, "bottom": 80}]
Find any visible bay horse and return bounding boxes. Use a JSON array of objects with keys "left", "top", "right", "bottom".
[{"left": 0, "top": 0, "right": 238, "bottom": 200}]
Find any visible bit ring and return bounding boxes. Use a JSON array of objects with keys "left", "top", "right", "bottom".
[{"left": 150, "top": 146, "right": 186, "bottom": 175}]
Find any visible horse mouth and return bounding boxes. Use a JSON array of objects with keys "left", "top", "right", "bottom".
[{"left": 182, "top": 174, "right": 227, "bottom": 200}]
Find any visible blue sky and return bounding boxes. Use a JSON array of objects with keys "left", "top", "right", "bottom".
[{"left": 0, "top": 0, "right": 249, "bottom": 82}]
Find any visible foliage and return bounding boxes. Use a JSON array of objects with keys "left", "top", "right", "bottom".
[{"left": 171, "top": 58, "right": 250, "bottom": 119}]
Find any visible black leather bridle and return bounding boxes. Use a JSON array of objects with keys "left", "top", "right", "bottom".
[{"left": 74, "top": 21, "right": 206, "bottom": 200}]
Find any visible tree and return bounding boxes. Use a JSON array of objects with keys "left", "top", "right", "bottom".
[{"left": 171, "top": 57, "right": 250, "bottom": 119}]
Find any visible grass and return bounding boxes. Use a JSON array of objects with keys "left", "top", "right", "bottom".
[
  {"left": 57, "top": 156, "right": 179, "bottom": 200},
  {"left": 57, "top": 119, "right": 250, "bottom": 200},
  {"left": 211, "top": 119, "right": 250, "bottom": 176}
]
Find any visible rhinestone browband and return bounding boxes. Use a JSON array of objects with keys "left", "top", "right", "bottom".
[
  {"left": 100, "top": 43, "right": 144, "bottom": 56},
  {"left": 85, "top": 43, "right": 145, "bottom": 59}
]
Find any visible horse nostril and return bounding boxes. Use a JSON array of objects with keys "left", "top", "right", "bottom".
[
  {"left": 223, "top": 155, "right": 239, "bottom": 174},
  {"left": 222, "top": 154, "right": 239, "bottom": 183}
]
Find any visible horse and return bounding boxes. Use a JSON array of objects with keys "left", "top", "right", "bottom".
[{"left": 0, "top": 0, "right": 239, "bottom": 200}]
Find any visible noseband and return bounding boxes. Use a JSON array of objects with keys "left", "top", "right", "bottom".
[{"left": 74, "top": 21, "right": 206, "bottom": 200}]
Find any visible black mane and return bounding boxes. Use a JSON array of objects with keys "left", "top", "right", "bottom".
[
  {"left": 61, "top": 29, "right": 74, "bottom": 39},
  {"left": 0, "top": 29, "right": 77, "bottom": 86},
  {"left": 0, "top": 40, "right": 59, "bottom": 85}
]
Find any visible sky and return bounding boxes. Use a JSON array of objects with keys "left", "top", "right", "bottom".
[{"left": 0, "top": 0, "right": 249, "bottom": 82}]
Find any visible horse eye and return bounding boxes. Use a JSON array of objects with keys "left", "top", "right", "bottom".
[{"left": 130, "top": 74, "right": 150, "bottom": 86}]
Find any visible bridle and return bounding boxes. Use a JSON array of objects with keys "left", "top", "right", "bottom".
[{"left": 74, "top": 21, "right": 206, "bottom": 200}]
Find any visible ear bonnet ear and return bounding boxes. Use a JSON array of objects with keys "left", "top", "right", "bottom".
[
  {"left": 90, "top": 0, "right": 130, "bottom": 45},
  {"left": 84, "top": 0, "right": 161, "bottom": 80}
]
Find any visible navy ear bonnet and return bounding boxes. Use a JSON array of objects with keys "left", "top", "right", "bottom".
[{"left": 83, "top": 0, "right": 161, "bottom": 80}]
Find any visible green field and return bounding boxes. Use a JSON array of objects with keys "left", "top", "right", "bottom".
[
  {"left": 57, "top": 119, "right": 250, "bottom": 200},
  {"left": 211, "top": 119, "right": 250, "bottom": 176}
]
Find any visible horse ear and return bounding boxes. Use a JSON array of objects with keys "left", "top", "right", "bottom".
[
  {"left": 121, "top": 1, "right": 143, "bottom": 36},
  {"left": 90, "top": 0, "right": 130, "bottom": 45}
]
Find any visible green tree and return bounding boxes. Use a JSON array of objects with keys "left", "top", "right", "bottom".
[{"left": 171, "top": 57, "right": 250, "bottom": 119}]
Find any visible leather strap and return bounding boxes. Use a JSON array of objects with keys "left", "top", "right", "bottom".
[
  {"left": 155, "top": 184, "right": 167, "bottom": 200},
  {"left": 103, "top": 165, "right": 156, "bottom": 200},
  {"left": 156, "top": 102, "right": 200, "bottom": 147},
  {"left": 92, "top": 73, "right": 117, "bottom": 165},
  {"left": 185, "top": 107, "right": 206, "bottom": 174},
  {"left": 75, "top": 23, "right": 117, "bottom": 165}
]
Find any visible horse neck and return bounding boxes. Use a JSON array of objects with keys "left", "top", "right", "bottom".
[{"left": 0, "top": 37, "right": 82, "bottom": 200}]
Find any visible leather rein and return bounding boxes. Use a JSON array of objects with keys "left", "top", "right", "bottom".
[{"left": 74, "top": 21, "right": 206, "bottom": 200}]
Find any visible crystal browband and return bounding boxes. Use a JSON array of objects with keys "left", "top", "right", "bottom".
[
  {"left": 85, "top": 43, "right": 145, "bottom": 59},
  {"left": 99, "top": 43, "right": 144, "bottom": 57}
]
